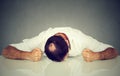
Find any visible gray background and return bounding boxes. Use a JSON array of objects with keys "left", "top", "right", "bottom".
[{"left": 0, "top": 0, "right": 120, "bottom": 54}]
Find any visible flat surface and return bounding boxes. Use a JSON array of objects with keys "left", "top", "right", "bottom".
[{"left": 0, "top": 56, "right": 120, "bottom": 76}]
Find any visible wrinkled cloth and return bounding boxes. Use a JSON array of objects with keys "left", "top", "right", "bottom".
[{"left": 10, "top": 27, "right": 113, "bottom": 56}]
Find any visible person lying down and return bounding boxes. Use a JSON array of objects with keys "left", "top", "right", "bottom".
[{"left": 2, "top": 27, "right": 119, "bottom": 62}]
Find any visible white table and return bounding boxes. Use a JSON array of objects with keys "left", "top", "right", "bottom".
[{"left": 0, "top": 56, "right": 120, "bottom": 76}]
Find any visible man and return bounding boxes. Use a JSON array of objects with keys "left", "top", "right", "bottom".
[{"left": 2, "top": 27, "right": 119, "bottom": 62}]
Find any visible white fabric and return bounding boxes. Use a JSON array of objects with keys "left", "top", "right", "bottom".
[{"left": 10, "top": 27, "right": 113, "bottom": 56}]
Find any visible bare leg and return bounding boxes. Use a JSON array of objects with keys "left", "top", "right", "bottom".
[
  {"left": 2, "top": 46, "right": 43, "bottom": 62},
  {"left": 82, "top": 48, "right": 119, "bottom": 62}
]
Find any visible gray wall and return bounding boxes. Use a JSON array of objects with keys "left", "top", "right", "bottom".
[{"left": 0, "top": 0, "right": 120, "bottom": 54}]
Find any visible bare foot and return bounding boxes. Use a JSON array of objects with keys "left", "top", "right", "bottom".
[{"left": 30, "top": 48, "right": 43, "bottom": 62}]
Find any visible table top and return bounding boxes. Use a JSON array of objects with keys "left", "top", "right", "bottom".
[{"left": 0, "top": 56, "right": 120, "bottom": 76}]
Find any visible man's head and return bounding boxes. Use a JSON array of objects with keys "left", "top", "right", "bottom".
[{"left": 45, "top": 36, "right": 69, "bottom": 62}]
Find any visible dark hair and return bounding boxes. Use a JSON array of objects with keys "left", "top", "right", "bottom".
[{"left": 45, "top": 36, "right": 68, "bottom": 62}]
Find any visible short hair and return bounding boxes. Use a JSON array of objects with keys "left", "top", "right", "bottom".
[{"left": 45, "top": 36, "right": 68, "bottom": 62}]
